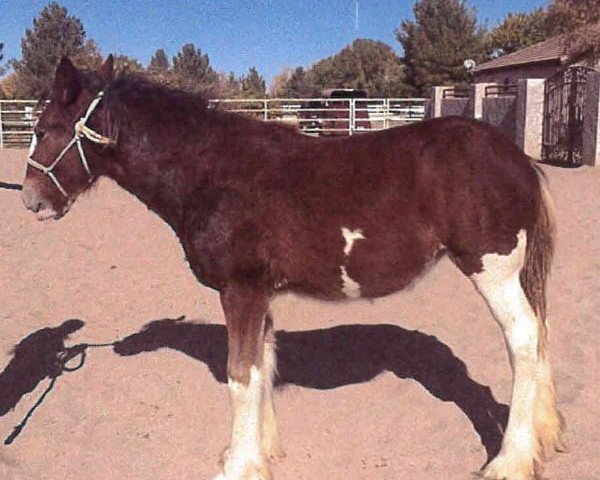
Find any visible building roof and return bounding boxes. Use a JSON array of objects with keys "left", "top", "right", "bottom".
[{"left": 472, "top": 35, "right": 568, "bottom": 73}]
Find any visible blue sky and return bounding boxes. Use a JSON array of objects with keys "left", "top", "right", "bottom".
[{"left": 2, "top": 0, "right": 549, "bottom": 83}]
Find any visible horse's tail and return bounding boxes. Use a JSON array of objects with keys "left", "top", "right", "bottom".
[{"left": 520, "top": 163, "right": 556, "bottom": 329}]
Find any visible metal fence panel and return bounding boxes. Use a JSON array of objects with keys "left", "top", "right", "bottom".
[{"left": 1, "top": 97, "right": 425, "bottom": 147}]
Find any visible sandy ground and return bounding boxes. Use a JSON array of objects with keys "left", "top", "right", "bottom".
[{"left": 0, "top": 148, "right": 598, "bottom": 480}]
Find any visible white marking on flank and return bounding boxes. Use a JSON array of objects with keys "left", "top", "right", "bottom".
[
  {"left": 341, "top": 227, "right": 365, "bottom": 256},
  {"left": 340, "top": 265, "right": 361, "bottom": 299}
]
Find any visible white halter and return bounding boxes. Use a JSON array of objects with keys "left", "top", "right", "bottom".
[{"left": 27, "top": 91, "right": 114, "bottom": 198}]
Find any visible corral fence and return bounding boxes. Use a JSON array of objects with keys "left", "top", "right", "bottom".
[
  {"left": 0, "top": 100, "right": 39, "bottom": 148},
  {"left": 0, "top": 97, "right": 426, "bottom": 148}
]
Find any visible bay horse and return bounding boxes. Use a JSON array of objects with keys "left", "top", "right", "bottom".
[{"left": 21, "top": 56, "right": 565, "bottom": 480}]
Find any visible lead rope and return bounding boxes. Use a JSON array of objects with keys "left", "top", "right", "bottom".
[{"left": 3, "top": 342, "right": 114, "bottom": 445}]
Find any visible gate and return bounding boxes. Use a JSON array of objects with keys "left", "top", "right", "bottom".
[{"left": 542, "top": 66, "right": 595, "bottom": 166}]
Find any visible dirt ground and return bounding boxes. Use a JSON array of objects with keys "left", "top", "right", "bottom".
[{"left": 0, "top": 148, "right": 598, "bottom": 480}]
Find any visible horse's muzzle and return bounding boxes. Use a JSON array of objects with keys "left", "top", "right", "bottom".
[{"left": 21, "top": 184, "right": 63, "bottom": 221}]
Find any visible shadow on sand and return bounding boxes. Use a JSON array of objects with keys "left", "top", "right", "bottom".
[
  {"left": 0, "top": 319, "right": 84, "bottom": 416},
  {"left": 0, "top": 182, "right": 22, "bottom": 191},
  {"left": 0, "top": 316, "right": 508, "bottom": 462},
  {"left": 113, "top": 317, "right": 509, "bottom": 461}
]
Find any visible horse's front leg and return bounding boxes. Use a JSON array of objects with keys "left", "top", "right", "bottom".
[{"left": 215, "top": 283, "right": 274, "bottom": 480}]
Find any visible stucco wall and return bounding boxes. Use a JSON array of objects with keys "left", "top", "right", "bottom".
[
  {"left": 441, "top": 98, "right": 470, "bottom": 117},
  {"left": 482, "top": 97, "right": 517, "bottom": 140},
  {"left": 473, "top": 61, "right": 559, "bottom": 83}
]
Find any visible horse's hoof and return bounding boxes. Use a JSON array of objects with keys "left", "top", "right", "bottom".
[
  {"left": 265, "top": 443, "right": 286, "bottom": 464},
  {"left": 480, "top": 453, "right": 543, "bottom": 480}
]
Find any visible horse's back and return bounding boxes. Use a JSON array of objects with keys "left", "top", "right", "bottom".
[{"left": 263, "top": 116, "right": 543, "bottom": 298}]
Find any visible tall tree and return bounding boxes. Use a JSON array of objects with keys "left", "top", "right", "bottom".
[
  {"left": 239, "top": 67, "right": 266, "bottom": 98},
  {"left": 271, "top": 66, "right": 316, "bottom": 98},
  {"left": 148, "top": 48, "right": 170, "bottom": 74},
  {"left": 546, "top": 0, "right": 600, "bottom": 62},
  {"left": 396, "top": 0, "right": 487, "bottom": 95},
  {"left": 0, "top": 73, "right": 18, "bottom": 100},
  {"left": 214, "top": 71, "right": 241, "bottom": 98},
  {"left": 113, "top": 54, "right": 144, "bottom": 75},
  {"left": 0, "top": 42, "right": 5, "bottom": 76},
  {"left": 309, "top": 39, "right": 408, "bottom": 97},
  {"left": 11, "top": 2, "right": 97, "bottom": 98},
  {"left": 486, "top": 9, "right": 550, "bottom": 57},
  {"left": 269, "top": 67, "right": 293, "bottom": 97},
  {"left": 172, "top": 43, "right": 218, "bottom": 95}
]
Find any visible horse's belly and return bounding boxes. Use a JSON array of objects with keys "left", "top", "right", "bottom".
[{"left": 285, "top": 226, "right": 440, "bottom": 301}]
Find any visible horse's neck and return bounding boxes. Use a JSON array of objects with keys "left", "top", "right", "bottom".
[{"left": 106, "top": 144, "right": 201, "bottom": 233}]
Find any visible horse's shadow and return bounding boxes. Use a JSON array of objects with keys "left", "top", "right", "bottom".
[
  {"left": 0, "top": 317, "right": 508, "bottom": 462},
  {"left": 113, "top": 317, "right": 508, "bottom": 461}
]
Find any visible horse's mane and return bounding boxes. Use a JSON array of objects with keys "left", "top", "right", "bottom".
[{"left": 96, "top": 72, "right": 300, "bottom": 147}]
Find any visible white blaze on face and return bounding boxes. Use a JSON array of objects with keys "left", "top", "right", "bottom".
[{"left": 28, "top": 133, "right": 38, "bottom": 158}]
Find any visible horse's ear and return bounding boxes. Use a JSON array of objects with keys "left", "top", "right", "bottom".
[
  {"left": 53, "top": 57, "right": 81, "bottom": 105},
  {"left": 98, "top": 54, "right": 114, "bottom": 83}
]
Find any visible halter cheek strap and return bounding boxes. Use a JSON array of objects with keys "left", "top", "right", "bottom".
[{"left": 27, "top": 91, "right": 115, "bottom": 198}]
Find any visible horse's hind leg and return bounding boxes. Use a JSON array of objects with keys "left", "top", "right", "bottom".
[
  {"left": 455, "top": 230, "right": 562, "bottom": 480},
  {"left": 215, "top": 283, "right": 273, "bottom": 480},
  {"left": 262, "top": 314, "right": 285, "bottom": 463}
]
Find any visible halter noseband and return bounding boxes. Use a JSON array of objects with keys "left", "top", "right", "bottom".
[{"left": 27, "top": 91, "right": 114, "bottom": 198}]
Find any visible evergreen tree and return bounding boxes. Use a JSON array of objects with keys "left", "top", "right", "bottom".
[
  {"left": 172, "top": 43, "right": 218, "bottom": 95},
  {"left": 11, "top": 2, "right": 96, "bottom": 98},
  {"left": 487, "top": 8, "right": 550, "bottom": 57},
  {"left": 284, "top": 67, "right": 315, "bottom": 97},
  {"left": 240, "top": 67, "right": 266, "bottom": 98},
  {"left": 396, "top": 0, "right": 487, "bottom": 95},
  {"left": 309, "top": 39, "right": 408, "bottom": 97},
  {"left": 148, "top": 48, "right": 170, "bottom": 74}
]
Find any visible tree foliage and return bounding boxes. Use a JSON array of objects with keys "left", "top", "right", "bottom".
[
  {"left": 0, "top": 73, "right": 18, "bottom": 100},
  {"left": 11, "top": 2, "right": 98, "bottom": 98},
  {"left": 0, "top": 42, "right": 5, "bottom": 77},
  {"left": 486, "top": 8, "right": 550, "bottom": 57},
  {"left": 283, "top": 67, "right": 316, "bottom": 97},
  {"left": 309, "top": 39, "right": 407, "bottom": 97},
  {"left": 113, "top": 54, "right": 144, "bottom": 75},
  {"left": 172, "top": 43, "right": 218, "bottom": 95},
  {"left": 213, "top": 71, "right": 241, "bottom": 98},
  {"left": 239, "top": 67, "right": 266, "bottom": 98},
  {"left": 148, "top": 48, "right": 170, "bottom": 74},
  {"left": 396, "top": 0, "right": 487, "bottom": 95},
  {"left": 546, "top": 0, "right": 600, "bottom": 62}
]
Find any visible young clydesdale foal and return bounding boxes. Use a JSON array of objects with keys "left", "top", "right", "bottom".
[{"left": 21, "top": 57, "right": 565, "bottom": 480}]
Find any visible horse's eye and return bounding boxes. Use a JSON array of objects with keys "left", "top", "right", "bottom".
[{"left": 35, "top": 129, "right": 45, "bottom": 140}]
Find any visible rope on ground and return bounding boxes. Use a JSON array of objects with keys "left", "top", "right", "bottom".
[{"left": 4, "top": 342, "right": 114, "bottom": 445}]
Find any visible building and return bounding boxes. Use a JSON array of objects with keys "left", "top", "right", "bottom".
[{"left": 472, "top": 35, "right": 598, "bottom": 84}]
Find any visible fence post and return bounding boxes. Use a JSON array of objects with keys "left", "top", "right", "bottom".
[
  {"left": 349, "top": 99, "right": 355, "bottom": 135},
  {"left": 515, "top": 78, "right": 545, "bottom": 160},
  {"left": 583, "top": 71, "right": 600, "bottom": 167},
  {"left": 0, "top": 101, "right": 4, "bottom": 149},
  {"left": 430, "top": 86, "right": 445, "bottom": 118},
  {"left": 384, "top": 98, "right": 389, "bottom": 130},
  {"left": 469, "top": 83, "right": 494, "bottom": 119}
]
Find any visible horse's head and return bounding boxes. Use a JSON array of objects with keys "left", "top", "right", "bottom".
[{"left": 22, "top": 56, "right": 115, "bottom": 220}]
